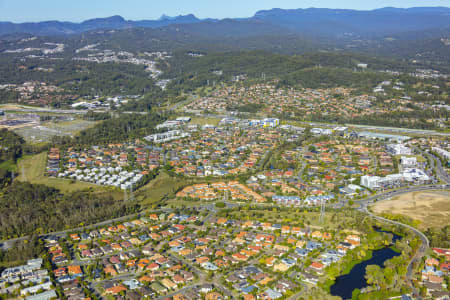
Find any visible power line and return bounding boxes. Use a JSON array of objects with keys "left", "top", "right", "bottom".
[
  {"left": 124, "top": 188, "right": 128, "bottom": 202},
  {"left": 21, "top": 165, "right": 27, "bottom": 181},
  {"left": 319, "top": 199, "right": 326, "bottom": 223},
  {"left": 129, "top": 184, "right": 135, "bottom": 202}
]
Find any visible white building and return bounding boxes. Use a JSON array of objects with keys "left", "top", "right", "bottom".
[
  {"left": 144, "top": 130, "right": 190, "bottom": 143},
  {"left": 334, "top": 126, "right": 348, "bottom": 136},
  {"left": 373, "top": 87, "right": 385, "bottom": 93},
  {"left": 386, "top": 143, "right": 412, "bottom": 155},
  {"left": 261, "top": 118, "right": 279, "bottom": 128},
  {"left": 311, "top": 128, "right": 332, "bottom": 135},
  {"left": 249, "top": 118, "right": 280, "bottom": 128},
  {"left": 25, "top": 290, "right": 57, "bottom": 300},
  {"left": 71, "top": 102, "right": 96, "bottom": 109},
  {"left": 361, "top": 168, "right": 430, "bottom": 189},
  {"left": 400, "top": 156, "right": 417, "bottom": 167},
  {"left": 1, "top": 259, "right": 42, "bottom": 279},
  {"left": 382, "top": 173, "right": 404, "bottom": 185},
  {"left": 402, "top": 168, "right": 430, "bottom": 183},
  {"left": 360, "top": 175, "right": 381, "bottom": 189},
  {"left": 340, "top": 184, "right": 363, "bottom": 196},
  {"left": 432, "top": 147, "right": 450, "bottom": 160},
  {"left": 156, "top": 120, "right": 181, "bottom": 129},
  {"left": 176, "top": 116, "right": 191, "bottom": 123},
  {"left": 21, "top": 282, "right": 52, "bottom": 296},
  {"left": 347, "top": 184, "right": 363, "bottom": 192}
]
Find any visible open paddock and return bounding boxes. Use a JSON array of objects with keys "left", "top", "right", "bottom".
[{"left": 371, "top": 190, "right": 450, "bottom": 229}]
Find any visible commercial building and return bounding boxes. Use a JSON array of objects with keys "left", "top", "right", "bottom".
[
  {"left": 358, "top": 132, "right": 410, "bottom": 142},
  {"left": 333, "top": 127, "right": 348, "bottom": 136},
  {"left": 361, "top": 175, "right": 380, "bottom": 189},
  {"left": 386, "top": 143, "right": 412, "bottom": 155},
  {"left": 432, "top": 147, "right": 450, "bottom": 160},
  {"left": 144, "top": 130, "right": 190, "bottom": 143},
  {"left": 248, "top": 118, "right": 280, "bottom": 128},
  {"left": 361, "top": 168, "right": 431, "bottom": 190},
  {"left": 311, "top": 128, "right": 332, "bottom": 135},
  {"left": 400, "top": 156, "right": 417, "bottom": 168}
]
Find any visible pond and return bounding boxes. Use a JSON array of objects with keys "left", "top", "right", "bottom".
[{"left": 329, "top": 229, "right": 401, "bottom": 299}]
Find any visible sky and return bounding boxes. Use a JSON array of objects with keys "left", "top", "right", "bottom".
[{"left": 0, "top": 0, "right": 449, "bottom": 22}]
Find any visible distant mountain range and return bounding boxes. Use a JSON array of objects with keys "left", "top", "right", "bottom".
[
  {"left": 0, "top": 7, "right": 449, "bottom": 38},
  {"left": 0, "top": 14, "right": 203, "bottom": 36},
  {"left": 254, "top": 7, "right": 450, "bottom": 38}
]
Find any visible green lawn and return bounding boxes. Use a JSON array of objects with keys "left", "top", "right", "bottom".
[
  {"left": 0, "top": 160, "right": 18, "bottom": 172},
  {"left": 164, "top": 198, "right": 212, "bottom": 208},
  {"left": 137, "top": 170, "right": 235, "bottom": 207},
  {"left": 228, "top": 208, "right": 359, "bottom": 230},
  {"left": 189, "top": 116, "right": 220, "bottom": 126},
  {"left": 137, "top": 171, "right": 190, "bottom": 207}
]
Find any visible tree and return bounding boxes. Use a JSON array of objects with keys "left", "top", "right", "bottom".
[
  {"left": 383, "top": 267, "right": 395, "bottom": 287},
  {"left": 365, "top": 265, "right": 385, "bottom": 288},
  {"left": 215, "top": 202, "right": 226, "bottom": 208}
]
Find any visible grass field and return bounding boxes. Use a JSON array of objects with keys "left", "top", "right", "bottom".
[
  {"left": 137, "top": 171, "right": 190, "bottom": 207},
  {"left": 371, "top": 190, "right": 450, "bottom": 229},
  {"left": 17, "top": 152, "right": 122, "bottom": 198},
  {"left": 228, "top": 208, "right": 358, "bottom": 230},
  {"left": 189, "top": 116, "right": 220, "bottom": 126},
  {"left": 164, "top": 198, "right": 214, "bottom": 208},
  {"left": 0, "top": 160, "right": 18, "bottom": 172},
  {"left": 0, "top": 104, "right": 38, "bottom": 110},
  {"left": 394, "top": 154, "right": 426, "bottom": 163}
]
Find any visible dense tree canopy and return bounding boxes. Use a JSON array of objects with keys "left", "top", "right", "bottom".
[
  {"left": 55, "top": 111, "right": 167, "bottom": 146},
  {"left": 0, "top": 182, "right": 140, "bottom": 239},
  {"left": 426, "top": 226, "right": 450, "bottom": 249},
  {"left": 0, "top": 129, "right": 25, "bottom": 164}
]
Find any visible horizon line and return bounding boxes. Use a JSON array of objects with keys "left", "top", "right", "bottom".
[{"left": 1, "top": 5, "right": 449, "bottom": 24}]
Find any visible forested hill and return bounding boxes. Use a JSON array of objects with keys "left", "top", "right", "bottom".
[
  {"left": 1, "top": 7, "right": 449, "bottom": 68},
  {"left": 161, "top": 51, "right": 421, "bottom": 79},
  {"left": 2, "top": 27, "right": 447, "bottom": 69},
  {"left": 159, "top": 50, "right": 447, "bottom": 93}
]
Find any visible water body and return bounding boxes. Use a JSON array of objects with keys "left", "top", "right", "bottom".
[{"left": 330, "top": 230, "right": 401, "bottom": 299}]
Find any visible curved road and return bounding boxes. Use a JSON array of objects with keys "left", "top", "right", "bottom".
[
  {"left": 0, "top": 208, "right": 172, "bottom": 250},
  {"left": 356, "top": 184, "right": 450, "bottom": 299},
  {"left": 286, "top": 282, "right": 308, "bottom": 300},
  {"left": 416, "top": 147, "right": 450, "bottom": 184},
  {"left": 364, "top": 207, "right": 428, "bottom": 298},
  {"left": 1, "top": 158, "right": 447, "bottom": 299}
]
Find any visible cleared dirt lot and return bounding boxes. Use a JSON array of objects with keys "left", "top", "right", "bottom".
[
  {"left": 14, "top": 119, "right": 97, "bottom": 142},
  {"left": 371, "top": 190, "right": 450, "bottom": 229}
]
